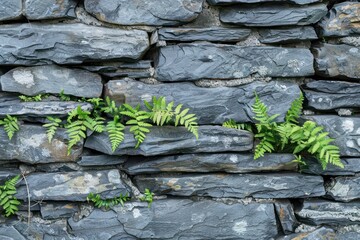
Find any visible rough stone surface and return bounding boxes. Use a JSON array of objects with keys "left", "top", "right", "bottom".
[
  {"left": 0, "top": 0, "right": 22, "bottom": 21},
  {"left": 84, "top": 0, "right": 203, "bottom": 26},
  {"left": 1, "top": 65, "right": 103, "bottom": 98},
  {"left": 16, "top": 170, "right": 129, "bottom": 201},
  {"left": 155, "top": 43, "right": 314, "bottom": 81},
  {"left": 78, "top": 154, "right": 127, "bottom": 166},
  {"left": 85, "top": 126, "right": 253, "bottom": 156},
  {"left": 40, "top": 202, "right": 79, "bottom": 220},
  {"left": 124, "top": 153, "right": 297, "bottom": 175},
  {"left": 0, "top": 125, "right": 83, "bottom": 164},
  {"left": 274, "top": 200, "right": 298, "bottom": 234},
  {"left": 313, "top": 43, "right": 360, "bottom": 80},
  {"left": 24, "top": 0, "right": 77, "bottom": 20},
  {"left": 105, "top": 78, "right": 301, "bottom": 124},
  {"left": 158, "top": 27, "right": 251, "bottom": 42},
  {"left": 134, "top": 173, "right": 325, "bottom": 198},
  {"left": 208, "top": 0, "right": 322, "bottom": 5},
  {"left": 220, "top": 3, "right": 328, "bottom": 27},
  {"left": 304, "top": 158, "right": 360, "bottom": 176},
  {"left": 258, "top": 27, "right": 318, "bottom": 44},
  {"left": 326, "top": 176, "right": 360, "bottom": 202},
  {"left": 318, "top": 2, "right": 360, "bottom": 37},
  {"left": 277, "top": 227, "right": 336, "bottom": 240},
  {"left": 0, "top": 23, "right": 149, "bottom": 65},
  {"left": 0, "top": 226, "right": 26, "bottom": 240}
]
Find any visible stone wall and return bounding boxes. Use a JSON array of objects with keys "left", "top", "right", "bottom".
[{"left": 0, "top": 0, "right": 359, "bottom": 239}]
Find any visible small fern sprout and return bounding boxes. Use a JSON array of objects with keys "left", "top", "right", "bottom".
[
  {"left": 87, "top": 192, "right": 130, "bottom": 210},
  {"left": 0, "top": 115, "right": 20, "bottom": 140},
  {"left": 0, "top": 175, "right": 21, "bottom": 217},
  {"left": 43, "top": 117, "right": 62, "bottom": 143},
  {"left": 140, "top": 188, "right": 154, "bottom": 208},
  {"left": 223, "top": 119, "right": 253, "bottom": 132}
]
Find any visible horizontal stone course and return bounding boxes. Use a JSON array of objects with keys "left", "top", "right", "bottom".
[
  {"left": 326, "top": 176, "right": 360, "bottom": 202},
  {"left": 24, "top": 0, "right": 77, "bottom": 20},
  {"left": 304, "top": 157, "right": 360, "bottom": 176},
  {"left": 258, "top": 26, "right": 318, "bottom": 44},
  {"left": 0, "top": 0, "right": 22, "bottom": 21},
  {"left": 208, "top": 0, "right": 322, "bottom": 5}
]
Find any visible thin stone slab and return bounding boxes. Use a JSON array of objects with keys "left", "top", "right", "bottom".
[
  {"left": 24, "top": 0, "right": 77, "bottom": 20},
  {"left": 155, "top": 43, "right": 314, "bottom": 81},
  {"left": 258, "top": 27, "right": 318, "bottom": 44},
  {"left": 134, "top": 173, "right": 325, "bottom": 198},
  {"left": 208, "top": 0, "right": 322, "bottom": 5},
  {"left": 326, "top": 176, "right": 360, "bottom": 202},
  {"left": 277, "top": 227, "right": 336, "bottom": 240},
  {"left": 0, "top": 226, "right": 26, "bottom": 240},
  {"left": 0, "top": 23, "right": 149, "bottom": 65},
  {"left": 85, "top": 126, "right": 253, "bottom": 156},
  {"left": 0, "top": 0, "right": 22, "bottom": 21},
  {"left": 40, "top": 202, "right": 79, "bottom": 220},
  {"left": 313, "top": 43, "right": 360, "bottom": 80},
  {"left": 1, "top": 65, "right": 103, "bottom": 98},
  {"left": 105, "top": 79, "right": 301, "bottom": 124},
  {"left": 124, "top": 153, "right": 297, "bottom": 175},
  {"left": 304, "top": 158, "right": 360, "bottom": 176},
  {"left": 78, "top": 154, "right": 127, "bottom": 166},
  {"left": 84, "top": 0, "right": 203, "bottom": 26},
  {"left": 220, "top": 3, "right": 328, "bottom": 27},
  {"left": 274, "top": 200, "right": 298, "bottom": 234},
  {"left": 16, "top": 170, "right": 129, "bottom": 201},
  {"left": 318, "top": 2, "right": 360, "bottom": 37}
]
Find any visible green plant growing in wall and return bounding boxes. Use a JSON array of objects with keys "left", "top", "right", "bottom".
[
  {"left": 140, "top": 188, "right": 154, "bottom": 208},
  {"left": 43, "top": 116, "right": 63, "bottom": 143},
  {"left": 0, "top": 115, "right": 20, "bottom": 140},
  {"left": 87, "top": 192, "right": 130, "bottom": 210},
  {"left": 19, "top": 94, "right": 49, "bottom": 102},
  {"left": 0, "top": 175, "right": 21, "bottom": 217}
]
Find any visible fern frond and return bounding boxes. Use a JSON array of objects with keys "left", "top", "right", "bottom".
[
  {"left": 285, "top": 92, "right": 304, "bottom": 124},
  {"left": 87, "top": 192, "right": 130, "bottom": 210},
  {"left": 223, "top": 119, "right": 253, "bottom": 132},
  {"left": 254, "top": 132, "right": 276, "bottom": 159},
  {"left": 145, "top": 96, "right": 174, "bottom": 126},
  {"left": 19, "top": 94, "right": 48, "bottom": 102},
  {"left": 43, "top": 117, "right": 62, "bottom": 143},
  {"left": 106, "top": 116, "right": 125, "bottom": 152},
  {"left": 59, "top": 90, "right": 73, "bottom": 101},
  {"left": 0, "top": 175, "right": 21, "bottom": 217},
  {"left": 0, "top": 115, "right": 20, "bottom": 140},
  {"left": 174, "top": 104, "right": 199, "bottom": 139}
]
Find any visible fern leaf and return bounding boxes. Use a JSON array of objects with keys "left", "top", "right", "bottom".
[
  {"left": 43, "top": 117, "right": 62, "bottom": 143},
  {"left": 285, "top": 92, "right": 304, "bottom": 124},
  {"left": 0, "top": 115, "right": 20, "bottom": 140},
  {"left": 106, "top": 117, "right": 125, "bottom": 152},
  {"left": 0, "top": 175, "right": 21, "bottom": 217}
]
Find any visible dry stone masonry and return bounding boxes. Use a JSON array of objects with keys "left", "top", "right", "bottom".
[{"left": 0, "top": 0, "right": 359, "bottom": 239}]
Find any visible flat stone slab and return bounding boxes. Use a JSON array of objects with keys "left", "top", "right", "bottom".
[
  {"left": 208, "top": 0, "right": 322, "bottom": 5},
  {"left": 24, "top": 0, "right": 77, "bottom": 20},
  {"left": 318, "top": 2, "right": 360, "bottom": 37},
  {"left": 1, "top": 65, "right": 103, "bottom": 98},
  {"left": 124, "top": 153, "right": 297, "bottom": 175},
  {"left": 40, "top": 202, "right": 79, "bottom": 220},
  {"left": 78, "top": 154, "right": 127, "bottom": 166},
  {"left": 155, "top": 43, "right": 314, "bottom": 81},
  {"left": 274, "top": 200, "right": 298, "bottom": 234},
  {"left": 85, "top": 126, "right": 253, "bottom": 156},
  {"left": 278, "top": 227, "right": 336, "bottom": 240},
  {"left": 326, "top": 176, "right": 360, "bottom": 202},
  {"left": 0, "top": 23, "right": 149, "bottom": 65},
  {"left": 258, "top": 26, "right": 318, "bottom": 44},
  {"left": 134, "top": 173, "right": 325, "bottom": 198},
  {"left": 219, "top": 3, "right": 327, "bottom": 27},
  {"left": 84, "top": 0, "right": 203, "bottom": 26},
  {"left": 105, "top": 79, "right": 301, "bottom": 124},
  {"left": 304, "top": 157, "right": 360, "bottom": 176},
  {"left": 313, "top": 43, "right": 360, "bottom": 80},
  {"left": 0, "top": 0, "right": 22, "bottom": 21},
  {"left": 16, "top": 170, "right": 129, "bottom": 201}
]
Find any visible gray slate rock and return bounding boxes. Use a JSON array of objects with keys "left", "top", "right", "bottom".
[
  {"left": 296, "top": 199, "right": 360, "bottom": 225},
  {"left": 326, "top": 176, "right": 360, "bottom": 202},
  {"left": 0, "top": 226, "right": 26, "bottom": 240},
  {"left": 208, "top": 0, "right": 322, "bottom": 5},
  {"left": 318, "top": 2, "right": 360, "bottom": 37},
  {"left": 220, "top": 3, "right": 328, "bottom": 27},
  {"left": 155, "top": 43, "right": 314, "bottom": 81},
  {"left": 277, "top": 227, "right": 336, "bottom": 240},
  {"left": 1, "top": 65, "right": 103, "bottom": 98},
  {"left": 84, "top": 0, "right": 203, "bottom": 26},
  {"left": 16, "top": 170, "right": 129, "bottom": 201},
  {"left": 78, "top": 154, "right": 127, "bottom": 166},
  {"left": 0, "top": 0, "right": 22, "bottom": 21},
  {"left": 304, "top": 157, "right": 360, "bottom": 176},
  {"left": 258, "top": 26, "right": 318, "bottom": 44},
  {"left": 313, "top": 43, "right": 360, "bottom": 80},
  {"left": 85, "top": 126, "right": 253, "bottom": 156},
  {"left": 274, "top": 200, "right": 298, "bottom": 234},
  {"left": 0, "top": 125, "right": 83, "bottom": 164},
  {"left": 158, "top": 27, "right": 251, "bottom": 42},
  {"left": 134, "top": 173, "right": 325, "bottom": 198},
  {"left": 24, "top": 0, "right": 77, "bottom": 20},
  {"left": 105, "top": 79, "right": 301, "bottom": 124},
  {"left": 0, "top": 23, "right": 149, "bottom": 65},
  {"left": 41, "top": 202, "right": 79, "bottom": 220},
  {"left": 124, "top": 153, "right": 297, "bottom": 175}
]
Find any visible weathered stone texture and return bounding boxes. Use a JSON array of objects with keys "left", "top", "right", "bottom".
[
  {"left": 40, "top": 202, "right": 79, "bottom": 220},
  {"left": 156, "top": 43, "right": 314, "bottom": 81},
  {"left": 326, "top": 176, "right": 360, "bottom": 202},
  {"left": 84, "top": 0, "right": 203, "bottom": 26},
  {"left": 0, "top": 226, "right": 26, "bottom": 240},
  {"left": 258, "top": 26, "right": 318, "bottom": 44},
  {"left": 78, "top": 154, "right": 127, "bottom": 166},
  {"left": 208, "top": 0, "right": 322, "bottom": 5},
  {"left": 304, "top": 158, "right": 360, "bottom": 176},
  {"left": 24, "top": 0, "right": 77, "bottom": 20},
  {"left": 0, "top": 0, "right": 22, "bottom": 21},
  {"left": 278, "top": 227, "right": 336, "bottom": 240},
  {"left": 274, "top": 200, "right": 298, "bottom": 234}
]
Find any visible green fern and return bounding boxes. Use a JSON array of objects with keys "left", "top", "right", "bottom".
[
  {"left": 19, "top": 94, "right": 49, "bottom": 102},
  {"left": 173, "top": 103, "right": 199, "bottom": 139},
  {"left": 59, "top": 90, "right": 73, "bottom": 101},
  {"left": 43, "top": 117, "right": 62, "bottom": 143},
  {"left": 106, "top": 115, "right": 125, "bottom": 152},
  {"left": 0, "top": 115, "right": 20, "bottom": 140},
  {"left": 285, "top": 92, "right": 304, "bottom": 124},
  {"left": 0, "top": 175, "right": 21, "bottom": 217},
  {"left": 87, "top": 192, "right": 130, "bottom": 210},
  {"left": 140, "top": 188, "right": 154, "bottom": 208},
  {"left": 223, "top": 119, "right": 252, "bottom": 132}
]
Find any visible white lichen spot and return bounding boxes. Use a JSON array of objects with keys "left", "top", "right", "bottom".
[
  {"left": 191, "top": 213, "right": 205, "bottom": 223},
  {"left": 140, "top": 94, "right": 152, "bottom": 102},
  {"left": 257, "top": 66, "right": 269, "bottom": 76},
  {"left": 233, "top": 71, "right": 245, "bottom": 78},
  {"left": 221, "top": 137, "right": 232, "bottom": 149},
  {"left": 210, "top": 136, "right": 219, "bottom": 143},
  {"left": 349, "top": 48, "right": 359, "bottom": 54},
  {"left": 12, "top": 69, "right": 35, "bottom": 88},
  {"left": 346, "top": 140, "right": 355, "bottom": 148},
  {"left": 233, "top": 137, "right": 239, "bottom": 142},
  {"left": 132, "top": 208, "right": 142, "bottom": 219},
  {"left": 232, "top": 220, "right": 248, "bottom": 235},
  {"left": 41, "top": 149, "right": 51, "bottom": 157},
  {"left": 287, "top": 60, "right": 305, "bottom": 73},
  {"left": 229, "top": 155, "right": 238, "bottom": 163},
  {"left": 107, "top": 170, "right": 121, "bottom": 184},
  {"left": 342, "top": 119, "right": 354, "bottom": 133},
  {"left": 318, "top": 98, "right": 323, "bottom": 103}
]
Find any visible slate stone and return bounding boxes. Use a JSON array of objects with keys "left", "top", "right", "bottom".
[
  {"left": 1, "top": 65, "right": 103, "bottom": 98},
  {"left": 0, "top": 23, "right": 149, "bottom": 65},
  {"left": 124, "top": 153, "right": 297, "bottom": 175},
  {"left": 220, "top": 3, "right": 328, "bottom": 27},
  {"left": 336, "top": 226, "right": 360, "bottom": 240},
  {"left": 78, "top": 154, "right": 127, "bottom": 166},
  {"left": 0, "top": 124, "right": 83, "bottom": 164},
  {"left": 0, "top": 226, "right": 26, "bottom": 240},
  {"left": 326, "top": 176, "right": 360, "bottom": 202},
  {"left": 0, "top": 0, "right": 22, "bottom": 21},
  {"left": 304, "top": 80, "right": 360, "bottom": 110},
  {"left": 85, "top": 126, "right": 253, "bottom": 156},
  {"left": 16, "top": 170, "right": 129, "bottom": 201},
  {"left": 313, "top": 43, "right": 360, "bottom": 80},
  {"left": 41, "top": 202, "right": 79, "bottom": 220},
  {"left": 84, "top": 0, "right": 203, "bottom": 26},
  {"left": 295, "top": 199, "right": 360, "bottom": 225},
  {"left": 24, "top": 0, "right": 77, "bottom": 20},
  {"left": 304, "top": 157, "right": 360, "bottom": 176},
  {"left": 277, "top": 227, "right": 336, "bottom": 240},
  {"left": 258, "top": 27, "right": 318, "bottom": 44},
  {"left": 318, "top": 2, "right": 360, "bottom": 37},
  {"left": 134, "top": 173, "right": 325, "bottom": 198},
  {"left": 303, "top": 116, "right": 360, "bottom": 157},
  {"left": 158, "top": 27, "right": 251, "bottom": 42},
  {"left": 104, "top": 78, "right": 301, "bottom": 124},
  {"left": 155, "top": 43, "right": 314, "bottom": 81},
  {"left": 208, "top": 0, "right": 322, "bottom": 5},
  {"left": 274, "top": 200, "right": 298, "bottom": 234}
]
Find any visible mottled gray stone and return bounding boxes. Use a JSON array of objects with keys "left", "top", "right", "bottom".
[
  {"left": 0, "top": 125, "right": 83, "bottom": 164},
  {"left": 313, "top": 43, "right": 360, "bottom": 80},
  {"left": 258, "top": 27, "right": 318, "bottom": 44},
  {"left": 41, "top": 202, "right": 79, "bottom": 220},
  {"left": 124, "top": 153, "right": 297, "bottom": 175},
  {"left": 16, "top": 170, "right": 129, "bottom": 201},
  {"left": 304, "top": 80, "right": 360, "bottom": 110},
  {"left": 85, "top": 126, "right": 253, "bottom": 156},
  {"left": 84, "top": 0, "right": 203, "bottom": 26},
  {"left": 274, "top": 200, "right": 298, "bottom": 234},
  {"left": 35, "top": 163, "right": 83, "bottom": 173},
  {"left": 158, "top": 27, "right": 251, "bottom": 42},
  {"left": 0, "top": 0, "right": 22, "bottom": 21},
  {"left": 0, "top": 23, "right": 149, "bottom": 65},
  {"left": 277, "top": 227, "right": 336, "bottom": 240},
  {"left": 318, "top": 2, "right": 360, "bottom": 37},
  {"left": 296, "top": 199, "right": 360, "bottom": 225},
  {"left": 1, "top": 65, "right": 102, "bottom": 98},
  {"left": 156, "top": 43, "right": 314, "bottom": 81},
  {"left": 0, "top": 226, "right": 26, "bottom": 240},
  {"left": 105, "top": 79, "right": 301, "bottom": 124},
  {"left": 304, "top": 157, "right": 360, "bottom": 176},
  {"left": 134, "top": 173, "right": 325, "bottom": 198},
  {"left": 220, "top": 3, "right": 328, "bottom": 27},
  {"left": 326, "top": 176, "right": 360, "bottom": 202},
  {"left": 78, "top": 154, "right": 127, "bottom": 166},
  {"left": 24, "top": 0, "right": 77, "bottom": 20},
  {"left": 208, "top": 0, "right": 322, "bottom": 5},
  {"left": 336, "top": 226, "right": 360, "bottom": 240}
]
